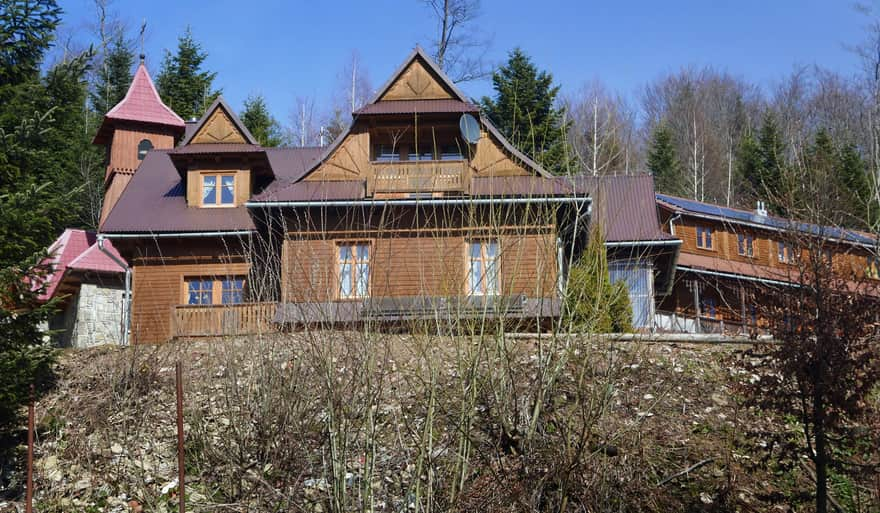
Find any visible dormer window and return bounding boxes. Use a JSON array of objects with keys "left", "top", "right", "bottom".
[
  {"left": 201, "top": 173, "right": 235, "bottom": 207},
  {"left": 137, "top": 139, "right": 153, "bottom": 160}
]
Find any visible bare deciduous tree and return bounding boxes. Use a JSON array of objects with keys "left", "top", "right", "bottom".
[
  {"left": 422, "top": 0, "right": 491, "bottom": 83},
  {"left": 564, "top": 81, "right": 638, "bottom": 176}
]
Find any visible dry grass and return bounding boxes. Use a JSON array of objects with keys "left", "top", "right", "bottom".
[{"left": 13, "top": 333, "right": 879, "bottom": 513}]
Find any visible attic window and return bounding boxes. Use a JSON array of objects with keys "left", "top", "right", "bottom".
[
  {"left": 201, "top": 173, "right": 235, "bottom": 207},
  {"left": 137, "top": 139, "right": 153, "bottom": 160}
]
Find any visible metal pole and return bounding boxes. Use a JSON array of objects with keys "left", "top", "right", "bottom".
[
  {"left": 26, "top": 384, "right": 34, "bottom": 513},
  {"left": 175, "top": 362, "right": 185, "bottom": 513}
]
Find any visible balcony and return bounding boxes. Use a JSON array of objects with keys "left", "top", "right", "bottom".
[
  {"left": 172, "top": 303, "right": 276, "bottom": 337},
  {"left": 371, "top": 160, "right": 466, "bottom": 194}
]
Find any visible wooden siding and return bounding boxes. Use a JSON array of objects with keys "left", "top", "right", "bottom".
[
  {"left": 379, "top": 59, "right": 455, "bottom": 101},
  {"left": 281, "top": 229, "right": 558, "bottom": 304},
  {"left": 190, "top": 107, "right": 248, "bottom": 144},
  {"left": 469, "top": 132, "right": 530, "bottom": 177},
  {"left": 131, "top": 261, "right": 250, "bottom": 343},
  {"left": 108, "top": 125, "right": 175, "bottom": 177},
  {"left": 99, "top": 172, "right": 133, "bottom": 227},
  {"left": 305, "top": 127, "right": 370, "bottom": 181}
]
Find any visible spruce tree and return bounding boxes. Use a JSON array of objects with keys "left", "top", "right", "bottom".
[
  {"left": 91, "top": 34, "right": 134, "bottom": 116},
  {"left": 480, "top": 48, "right": 573, "bottom": 174},
  {"left": 240, "top": 94, "right": 283, "bottom": 147},
  {"left": 156, "top": 26, "right": 220, "bottom": 120},
  {"left": 647, "top": 124, "right": 684, "bottom": 195},
  {"left": 737, "top": 113, "right": 787, "bottom": 214}
]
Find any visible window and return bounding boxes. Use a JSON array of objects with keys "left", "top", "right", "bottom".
[
  {"left": 338, "top": 242, "right": 370, "bottom": 299},
  {"left": 439, "top": 144, "right": 463, "bottom": 161},
  {"left": 609, "top": 260, "right": 654, "bottom": 328},
  {"left": 137, "top": 139, "right": 153, "bottom": 160},
  {"left": 467, "top": 240, "right": 499, "bottom": 296},
  {"left": 737, "top": 233, "right": 754, "bottom": 257},
  {"left": 221, "top": 278, "right": 245, "bottom": 304},
  {"left": 867, "top": 255, "right": 880, "bottom": 279},
  {"left": 696, "top": 226, "right": 713, "bottom": 249},
  {"left": 777, "top": 241, "right": 795, "bottom": 264},
  {"left": 201, "top": 174, "right": 235, "bottom": 206},
  {"left": 407, "top": 145, "right": 434, "bottom": 161},
  {"left": 187, "top": 279, "right": 213, "bottom": 305},
  {"left": 374, "top": 145, "right": 400, "bottom": 162},
  {"left": 185, "top": 276, "right": 246, "bottom": 305}
]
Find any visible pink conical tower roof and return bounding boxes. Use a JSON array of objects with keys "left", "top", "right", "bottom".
[{"left": 93, "top": 60, "right": 186, "bottom": 144}]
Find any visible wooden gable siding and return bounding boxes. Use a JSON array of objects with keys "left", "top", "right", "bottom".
[
  {"left": 305, "top": 123, "right": 530, "bottom": 185},
  {"left": 470, "top": 133, "right": 530, "bottom": 177},
  {"left": 190, "top": 107, "right": 248, "bottom": 144},
  {"left": 305, "top": 127, "right": 370, "bottom": 182},
  {"left": 108, "top": 125, "right": 175, "bottom": 176},
  {"left": 281, "top": 228, "right": 557, "bottom": 303},
  {"left": 379, "top": 59, "right": 455, "bottom": 101}
]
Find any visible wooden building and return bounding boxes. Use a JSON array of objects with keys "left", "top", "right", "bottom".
[
  {"left": 655, "top": 194, "right": 879, "bottom": 334},
  {"left": 97, "top": 48, "right": 625, "bottom": 343}
]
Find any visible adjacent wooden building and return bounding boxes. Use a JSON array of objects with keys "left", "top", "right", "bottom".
[{"left": 656, "top": 194, "right": 879, "bottom": 333}]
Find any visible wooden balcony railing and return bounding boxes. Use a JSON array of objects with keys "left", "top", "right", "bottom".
[
  {"left": 371, "top": 160, "right": 466, "bottom": 193},
  {"left": 172, "top": 303, "right": 276, "bottom": 337}
]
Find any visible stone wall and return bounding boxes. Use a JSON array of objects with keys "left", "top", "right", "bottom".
[{"left": 70, "top": 281, "right": 125, "bottom": 348}]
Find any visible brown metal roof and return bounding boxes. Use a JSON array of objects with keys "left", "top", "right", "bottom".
[
  {"left": 252, "top": 180, "right": 365, "bottom": 202},
  {"left": 264, "top": 147, "right": 324, "bottom": 182},
  {"left": 354, "top": 99, "right": 479, "bottom": 115},
  {"left": 100, "top": 150, "right": 255, "bottom": 233},
  {"left": 571, "top": 174, "right": 676, "bottom": 243},
  {"left": 470, "top": 176, "right": 583, "bottom": 197},
  {"left": 168, "top": 143, "right": 264, "bottom": 155}
]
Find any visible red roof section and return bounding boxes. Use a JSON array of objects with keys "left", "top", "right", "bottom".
[
  {"left": 93, "top": 62, "right": 185, "bottom": 144},
  {"left": 38, "top": 230, "right": 126, "bottom": 301}
]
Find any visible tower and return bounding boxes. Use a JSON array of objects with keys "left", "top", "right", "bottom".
[{"left": 93, "top": 57, "right": 185, "bottom": 227}]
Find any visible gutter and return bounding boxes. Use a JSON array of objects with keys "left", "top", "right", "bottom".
[
  {"left": 96, "top": 235, "right": 131, "bottom": 346},
  {"left": 604, "top": 240, "right": 682, "bottom": 248},
  {"left": 100, "top": 230, "right": 255, "bottom": 239},
  {"left": 677, "top": 265, "right": 796, "bottom": 288},
  {"left": 246, "top": 196, "right": 591, "bottom": 208}
]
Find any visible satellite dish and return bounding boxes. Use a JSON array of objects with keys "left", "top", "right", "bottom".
[{"left": 459, "top": 113, "right": 481, "bottom": 144}]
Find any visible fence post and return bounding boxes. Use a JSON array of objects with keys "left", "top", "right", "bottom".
[
  {"left": 175, "top": 362, "right": 185, "bottom": 513},
  {"left": 26, "top": 384, "right": 34, "bottom": 513}
]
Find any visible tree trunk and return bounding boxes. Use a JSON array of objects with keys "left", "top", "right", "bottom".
[{"left": 814, "top": 413, "right": 828, "bottom": 513}]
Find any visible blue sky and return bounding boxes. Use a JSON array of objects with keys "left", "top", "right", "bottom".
[{"left": 57, "top": 0, "right": 866, "bottom": 124}]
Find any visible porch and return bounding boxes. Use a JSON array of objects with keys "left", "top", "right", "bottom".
[{"left": 172, "top": 303, "right": 276, "bottom": 337}]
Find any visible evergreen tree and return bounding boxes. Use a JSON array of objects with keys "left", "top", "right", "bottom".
[
  {"left": 240, "top": 94, "right": 283, "bottom": 147},
  {"left": 156, "top": 26, "right": 219, "bottom": 120},
  {"left": 564, "top": 224, "right": 633, "bottom": 333},
  {"left": 0, "top": 0, "right": 61, "bottom": 87},
  {"left": 836, "top": 142, "right": 875, "bottom": 228},
  {"left": 647, "top": 124, "right": 684, "bottom": 195},
  {"left": 738, "top": 113, "right": 787, "bottom": 214},
  {"left": 90, "top": 34, "right": 134, "bottom": 116},
  {"left": 480, "top": 48, "right": 573, "bottom": 174}
]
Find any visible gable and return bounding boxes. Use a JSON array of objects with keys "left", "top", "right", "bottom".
[
  {"left": 191, "top": 107, "right": 248, "bottom": 144},
  {"left": 379, "top": 59, "right": 456, "bottom": 101}
]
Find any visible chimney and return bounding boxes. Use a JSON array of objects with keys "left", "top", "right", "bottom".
[
  {"left": 183, "top": 117, "right": 199, "bottom": 143},
  {"left": 756, "top": 200, "right": 768, "bottom": 217}
]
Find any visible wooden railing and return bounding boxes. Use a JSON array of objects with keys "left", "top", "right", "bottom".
[
  {"left": 371, "top": 160, "right": 466, "bottom": 193},
  {"left": 172, "top": 303, "right": 276, "bottom": 337}
]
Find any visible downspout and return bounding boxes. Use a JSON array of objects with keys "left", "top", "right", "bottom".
[{"left": 97, "top": 235, "right": 131, "bottom": 346}]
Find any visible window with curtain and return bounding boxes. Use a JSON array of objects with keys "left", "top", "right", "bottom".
[
  {"left": 467, "top": 240, "right": 499, "bottom": 296},
  {"left": 201, "top": 174, "right": 235, "bottom": 206},
  {"left": 338, "top": 243, "right": 370, "bottom": 299},
  {"left": 609, "top": 260, "right": 654, "bottom": 328},
  {"left": 187, "top": 279, "right": 214, "bottom": 305}
]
